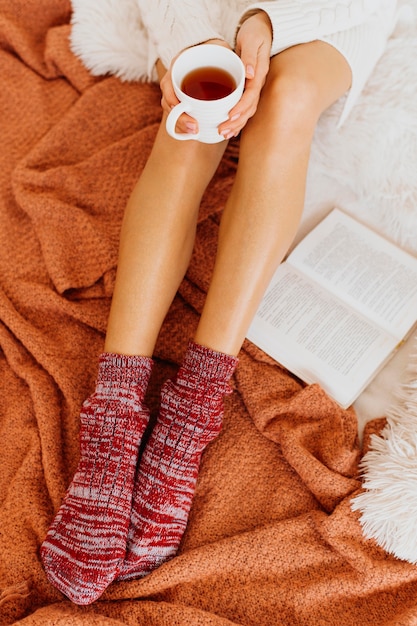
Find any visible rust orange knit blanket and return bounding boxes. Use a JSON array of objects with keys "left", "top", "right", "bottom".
[{"left": 1, "top": 1, "right": 417, "bottom": 624}]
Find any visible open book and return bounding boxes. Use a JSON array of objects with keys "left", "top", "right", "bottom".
[{"left": 247, "top": 208, "right": 417, "bottom": 408}]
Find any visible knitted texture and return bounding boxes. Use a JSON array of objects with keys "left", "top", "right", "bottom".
[
  {"left": 117, "top": 341, "right": 238, "bottom": 580},
  {"left": 41, "top": 352, "right": 153, "bottom": 605}
]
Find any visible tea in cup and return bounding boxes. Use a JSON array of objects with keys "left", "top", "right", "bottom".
[{"left": 166, "top": 44, "right": 245, "bottom": 144}]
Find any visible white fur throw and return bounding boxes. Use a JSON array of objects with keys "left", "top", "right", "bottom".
[
  {"left": 70, "top": 0, "right": 153, "bottom": 82},
  {"left": 351, "top": 337, "right": 417, "bottom": 564},
  {"left": 301, "top": 1, "right": 417, "bottom": 257}
]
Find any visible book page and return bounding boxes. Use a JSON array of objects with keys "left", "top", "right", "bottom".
[
  {"left": 287, "top": 209, "right": 417, "bottom": 337},
  {"left": 246, "top": 265, "right": 398, "bottom": 408}
]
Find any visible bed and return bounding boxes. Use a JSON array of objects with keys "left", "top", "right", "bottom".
[{"left": 1, "top": 1, "right": 417, "bottom": 623}]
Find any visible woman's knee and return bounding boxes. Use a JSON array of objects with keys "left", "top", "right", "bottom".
[
  {"left": 254, "top": 42, "right": 351, "bottom": 136},
  {"left": 259, "top": 66, "right": 323, "bottom": 136}
]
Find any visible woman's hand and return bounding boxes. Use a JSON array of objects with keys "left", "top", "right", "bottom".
[
  {"left": 159, "top": 10, "right": 272, "bottom": 140},
  {"left": 219, "top": 11, "right": 272, "bottom": 139},
  {"left": 159, "top": 39, "right": 230, "bottom": 136}
]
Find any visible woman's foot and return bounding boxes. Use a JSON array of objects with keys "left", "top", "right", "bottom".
[
  {"left": 41, "top": 353, "right": 153, "bottom": 605},
  {"left": 117, "top": 341, "right": 238, "bottom": 580}
]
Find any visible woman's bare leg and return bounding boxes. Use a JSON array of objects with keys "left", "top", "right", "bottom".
[
  {"left": 105, "top": 112, "right": 226, "bottom": 357},
  {"left": 194, "top": 41, "right": 352, "bottom": 355}
]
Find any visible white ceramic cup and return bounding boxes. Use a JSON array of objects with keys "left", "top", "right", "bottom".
[{"left": 166, "top": 44, "right": 245, "bottom": 144}]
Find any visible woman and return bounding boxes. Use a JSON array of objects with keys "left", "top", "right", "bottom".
[{"left": 41, "top": 0, "right": 399, "bottom": 605}]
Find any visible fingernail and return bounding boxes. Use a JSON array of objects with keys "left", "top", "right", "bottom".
[
  {"left": 230, "top": 113, "right": 240, "bottom": 122},
  {"left": 222, "top": 128, "right": 230, "bottom": 137},
  {"left": 186, "top": 122, "right": 197, "bottom": 133},
  {"left": 246, "top": 65, "right": 255, "bottom": 78}
]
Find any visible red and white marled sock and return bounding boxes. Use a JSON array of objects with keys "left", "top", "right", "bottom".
[
  {"left": 41, "top": 352, "right": 153, "bottom": 605},
  {"left": 117, "top": 341, "right": 238, "bottom": 581}
]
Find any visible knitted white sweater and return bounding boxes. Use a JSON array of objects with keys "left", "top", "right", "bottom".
[
  {"left": 133, "top": 1, "right": 393, "bottom": 67},
  {"left": 70, "top": 0, "right": 399, "bottom": 124}
]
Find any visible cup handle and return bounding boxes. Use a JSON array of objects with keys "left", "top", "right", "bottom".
[{"left": 166, "top": 102, "right": 200, "bottom": 141}]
